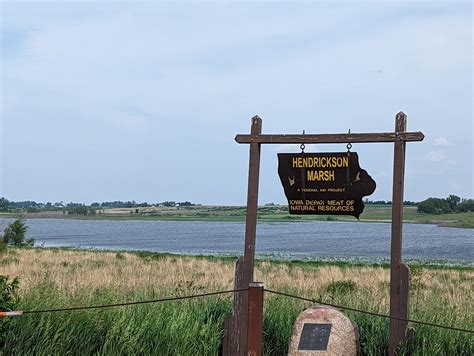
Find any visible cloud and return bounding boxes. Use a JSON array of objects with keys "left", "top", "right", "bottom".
[
  {"left": 426, "top": 151, "right": 448, "bottom": 163},
  {"left": 433, "top": 137, "right": 453, "bottom": 146},
  {"left": 271, "top": 144, "right": 309, "bottom": 153},
  {"left": 1, "top": 2, "right": 472, "bottom": 203}
]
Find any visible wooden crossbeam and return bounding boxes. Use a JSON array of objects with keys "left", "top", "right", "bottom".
[{"left": 235, "top": 132, "right": 424, "bottom": 144}]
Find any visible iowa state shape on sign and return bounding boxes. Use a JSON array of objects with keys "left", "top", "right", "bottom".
[{"left": 277, "top": 152, "right": 376, "bottom": 219}]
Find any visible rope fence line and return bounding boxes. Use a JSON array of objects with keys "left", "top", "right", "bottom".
[
  {"left": 265, "top": 289, "right": 474, "bottom": 334},
  {"left": 1, "top": 287, "right": 473, "bottom": 335},
  {"left": 0, "top": 289, "right": 249, "bottom": 316}
]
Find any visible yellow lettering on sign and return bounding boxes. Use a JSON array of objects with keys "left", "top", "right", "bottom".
[
  {"left": 307, "top": 170, "right": 335, "bottom": 181},
  {"left": 292, "top": 156, "right": 349, "bottom": 168}
]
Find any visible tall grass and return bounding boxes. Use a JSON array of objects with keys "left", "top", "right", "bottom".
[
  {"left": 5, "top": 289, "right": 230, "bottom": 354},
  {"left": 1, "top": 248, "right": 473, "bottom": 354}
]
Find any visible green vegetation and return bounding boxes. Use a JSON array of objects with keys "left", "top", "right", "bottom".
[
  {"left": 0, "top": 197, "right": 196, "bottom": 212},
  {"left": 0, "top": 276, "right": 19, "bottom": 349},
  {"left": 1, "top": 196, "right": 473, "bottom": 227},
  {"left": 81, "top": 205, "right": 474, "bottom": 228},
  {"left": 417, "top": 195, "right": 474, "bottom": 215},
  {"left": 358, "top": 205, "right": 474, "bottom": 228},
  {"left": 1, "top": 219, "right": 34, "bottom": 246},
  {"left": 4, "top": 292, "right": 228, "bottom": 355},
  {"left": 1, "top": 248, "right": 472, "bottom": 355},
  {"left": 0, "top": 198, "right": 8, "bottom": 212}
]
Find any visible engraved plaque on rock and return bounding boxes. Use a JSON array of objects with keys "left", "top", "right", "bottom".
[
  {"left": 288, "top": 306, "right": 359, "bottom": 356},
  {"left": 298, "top": 323, "right": 332, "bottom": 351}
]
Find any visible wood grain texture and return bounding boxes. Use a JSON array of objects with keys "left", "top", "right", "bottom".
[{"left": 235, "top": 131, "right": 424, "bottom": 144}]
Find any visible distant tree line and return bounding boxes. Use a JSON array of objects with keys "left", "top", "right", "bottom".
[
  {"left": 0, "top": 198, "right": 198, "bottom": 214},
  {"left": 362, "top": 199, "right": 417, "bottom": 206},
  {"left": 3, "top": 196, "right": 473, "bottom": 215},
  {"left": 417, "top": 195, "right": 474, "bottom": 214}
]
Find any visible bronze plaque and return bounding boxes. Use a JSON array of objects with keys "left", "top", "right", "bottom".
[
  {"left": 298, "top": 323, "right": 332, "bottom": 351},
  {"left": 278, "top": 152, "right": 376, "bottom": 218}
]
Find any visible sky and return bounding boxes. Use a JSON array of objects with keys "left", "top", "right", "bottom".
[{"left": 0, "top": 1, "right": 472, "bottom": 205}]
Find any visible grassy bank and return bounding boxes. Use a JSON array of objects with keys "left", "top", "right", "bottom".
[
  {"left": 1, "top": 248, "right": 473, "bottom": 354},
  {"left": 2, "top": 205, "right": 474, "bottom": 228}
]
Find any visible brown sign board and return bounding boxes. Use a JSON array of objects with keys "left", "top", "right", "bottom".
[{"left": 278, "top": 152, "right": 376, "bottom": 218}]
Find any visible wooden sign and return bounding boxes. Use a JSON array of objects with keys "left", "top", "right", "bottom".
[
  {"left": 231, "top": 114, "right": 424, "bottom": 356},
  {"left": 277, "top": 152, "right": 376, "bottom": 218}
]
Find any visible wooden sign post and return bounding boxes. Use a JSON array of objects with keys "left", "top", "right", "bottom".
[
  {"left": 241, "top": 116, "right": 262, "bottom": 353},
  {"left": 228, "top": 112, "right": 424, "bottom": 356},
  {"left": 389, "top": 112, "right": 410, "bottom": 354}
]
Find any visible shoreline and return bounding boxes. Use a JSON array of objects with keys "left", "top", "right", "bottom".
[
  {"left": 1, "top": 211, "right": 473, "bottom": 228},
  {"left": 15, "top": 246, "right": 474, "bottom": 270}
]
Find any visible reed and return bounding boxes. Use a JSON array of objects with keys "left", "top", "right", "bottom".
[{"left": 1, "top": 248, "right": 472, "bottom": 354}]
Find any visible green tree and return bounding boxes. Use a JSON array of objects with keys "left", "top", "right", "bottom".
[
  {"left": 457, "top": 199, "right": 474, "bottom": 212},
  {"left": 417, "top": 198, "right": 451, "bottom": 214},
  {"left": 2, "top": 219, "right": 34, "bottom": 246},
  {"left": 446, "top": 195, "right": 461, "bottom": 210},
  {"left": 0, "top": 197, "right": 9, "bottom": 212},
  {"left": 67, "top": 206, "right": 88, "bottom": 215}
]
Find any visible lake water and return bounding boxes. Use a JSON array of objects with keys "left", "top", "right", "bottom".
[{"left": 0, "top": 218, "right": 472, "bottom": 263}]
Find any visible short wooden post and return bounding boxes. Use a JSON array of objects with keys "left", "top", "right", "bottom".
[
  {"left": 399, "top": 263, "right": 410, "bottom": 336},
  {"left": 222, "top": 257, "right": 245, "bottom": 355},
  {"left": 247, "top": 282, "right": 264, "bottom": 356},
  {"left": 389, "top": 112, "right": 410, "bottom": 354}
]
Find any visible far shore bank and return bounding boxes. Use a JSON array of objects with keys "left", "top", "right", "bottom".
[{"left": 1, "top": 204, "right": 473, "bottom": 228}]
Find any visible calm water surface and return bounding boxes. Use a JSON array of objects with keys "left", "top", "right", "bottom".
[{"left": 0, "top": 219, "right": 472, "bottom": 263}]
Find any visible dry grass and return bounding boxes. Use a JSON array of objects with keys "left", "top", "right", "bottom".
[
  {"left": 1, "top": 249, "right": 233, "bottom": 296},
  {"left": 1, "top": 248, "right": 472, "bottom": 314},
  {"left": 2, "top": 248, "right": 473, "bottom": 355}
]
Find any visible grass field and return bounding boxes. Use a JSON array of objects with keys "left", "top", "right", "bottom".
[
  {"left": 4, "top": 205, "right": 474, "bottom": 228},
  {"left": 1, "top": 248, "right": 473, "bottom": 355}
]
